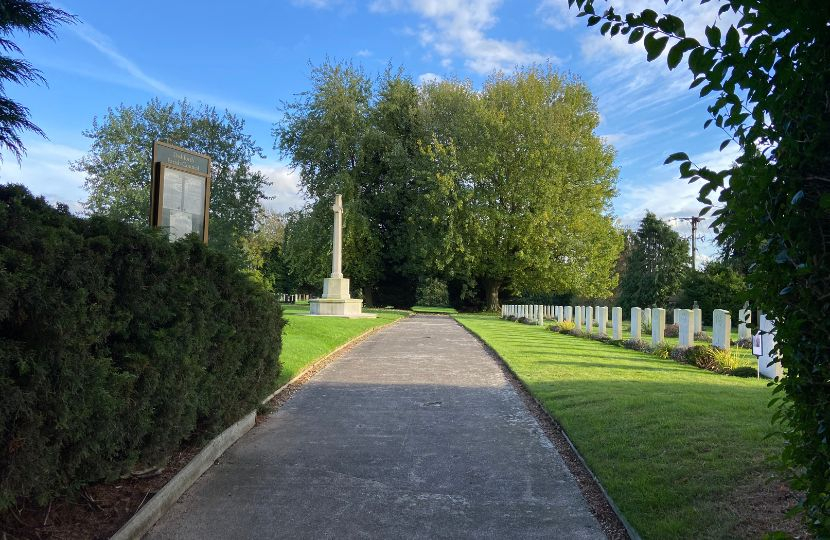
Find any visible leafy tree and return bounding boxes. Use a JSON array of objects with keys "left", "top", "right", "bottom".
[
  {"left": 571, "top": 0, "right": 830, "bottom": 530},
  {"left": 239, "top": 209, "right": 289, "bottom": 293},
  {"left": 618, "top": 212, "right": 690, "bottom": 311},
  {"left": 677, "top": 260, "right": 747, "bottom": 325},
  {"left": 421, "top": 67, "right": 622, "bottom": 310},
  {"left": 275, "top": 63, "right": 428, "bottom": 305},
  {"left": 0, "top": 1, "right": 74, "bottom": 161},
  {"left": 73, "top": 98, "right": 270, "bottom": 260}
]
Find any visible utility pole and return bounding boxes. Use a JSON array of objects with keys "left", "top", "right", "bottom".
[{"left": 677, "top": 216, "right": 706, "bottom": 270}]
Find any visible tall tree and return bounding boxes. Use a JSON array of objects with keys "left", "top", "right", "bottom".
[
  {"left": 73, "top": 98, "right": 270, "bottom": 259},
  {"left": 0, "top": 1, "right": 74, "bottom": 161},
  {"left": 421, "top": 67, "right": 622, "bottom": 310},
  {"left": 677, "top": 260, "right": 747, "bottom": 325},
  {"left": 571, "top": 0, "right": 830, "bottom": 530},
  {"left": 275, "top": 63, "right": 429, "bottom": 304},
  {"left": 617, "top": 212, "right": 690, "bottom": 311}
]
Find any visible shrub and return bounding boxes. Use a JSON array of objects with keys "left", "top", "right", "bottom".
[
  {"left": 670, "top": 347, "right": 688, "bottom": 362},
  {"left": 736, "top": 337, "right": 752, "bottom": 349},
  {"left": 568, "top": 328, "right": 585, "bottom": 337},
  {"left": 558, "top": 320, "right": 576, "bottom": 333},
  {"left": 592, "top": 334, "right": 612, "bottom": 343},
  {"left": 685, "top": 345, "right": 717, "bottom": 370},
  {"left": 518, "top": 316, "right": 532, "bottom": 324},
  {"left": 694, "top": 331, "right": 711, "bottom": 343},
  {"left": 664, "top": 323, "right": 679, "bottom": 338},
  {"left": 711, "top": 347, "right": 742, "bottom": 373},
  {"left": 642, "top": 321, "right": 652, "bottom": 334},
  {"left": 730, "top": 366, "right": 757, "bottom": 378},
  {"left": 622, "top": 338, "right": 649, "bottom": 352},
  {"left": 650, "top": 342, "right": 673, "bottom": 359},
  {"left": 0, "top": 186, "right": 285, "bottom": 510},
  {"left": 506, "top": 315, "right": 517, "bottom": 322}
]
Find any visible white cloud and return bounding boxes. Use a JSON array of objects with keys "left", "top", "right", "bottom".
[
  {"left": 536, "top": 0, "right": 579, "bottom": 31},
  {"left": 253, "top": 163, "right": 307, "bottom": 213},
  {"left": 0, "top": 140, "right": 87, "bottom": 213},
  {"left": 580, "top": 0, "right": 738, "bottom": 115},
  {"left": 371, "top": 0, "right": 557, "bottom": 74},
  {"left": 71, "top": 22, "right": 280, "bottom": 124},
  {"left": 356, "top": 49, "right": 372, "bottom": 57},
  {"left": 418, "top": 72, "right": 443, "bottom": 85}
]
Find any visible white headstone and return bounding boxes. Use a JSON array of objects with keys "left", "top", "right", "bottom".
[
  {"left": 693, "top": 307, "right": 702, "bottom": 333},
  {"left": 611, "top": 307, "right": 622, "bottom": 340},
  {"left": 678, "top": 309, "right": 694, "bottom": 347},
  {"left": 756, "top": 311, "right": 782, "bottom": 378},
  {"left": 712, "top": 309, "right": 731, "bottom": 350},
  {"left": 643, "top": 308, "right": 652, "bottom": 328},
  {"left": 652, "top": 308, "right": 666, "bottom": 345},
  {"left": 673, "top": 308, "right": 680, "bottom": 325},
  {"left": 564, "top": 306, "right": 573, "bottom": 322},
  {"left": 597, "top": 306, "right": 608, "bottom": 335},
  {"left": 537, "top": 305, "right": 544, "bottom": 326},
  {"left": 574, "top": 306, "right": 583, "bottom": 328},
  {"left": 630, "top": 308, "right": 642, "bottom": 340},
  {"left": 585, "top": 306, "right": 594, "bottom": 334}
]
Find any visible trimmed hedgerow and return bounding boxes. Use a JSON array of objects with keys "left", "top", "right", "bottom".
[{"left": 0, "top": 185, "right": 285, "bottom": 510}]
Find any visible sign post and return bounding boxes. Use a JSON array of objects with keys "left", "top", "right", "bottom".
[{"left": 150, "top": 141, "right": 211, "bottom": 242}]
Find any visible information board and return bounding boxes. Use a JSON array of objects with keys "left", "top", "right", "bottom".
[{"left": 150, "top": 141, "right": 211, "bottom": 242}]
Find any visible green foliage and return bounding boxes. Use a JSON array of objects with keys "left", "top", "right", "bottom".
[
  {"left": 239, "top": 209, "right": 289, "bottom": 293},
  {"left": 684, "top": 345, "right": 716, "bottom": 370},
  {"left": 421, "top": 67, "right": 623, "bottom": 309},
  {"left": 678, "top": 261, "right": 747, "bottom": 326},
  {"left": 618, "top": 212, "right": 690, "bottom": 311},
  {"left": 0, "top": 1, "right": 74, "bottom": 161},
  {"left": 572, "top": 0, "right": 830, "bottom": 529},
  {"left": 415, "top": 277, "right": 449, "bottom": 307},
  {"left": 650, "top": 342, "right": 673, "bottom": 359},
  {"left": 558, "top": 320, "right": 576, "bottom": 333},
  {"left": 73, "top": 98, "right": 270, "bottom": 262},
  {"left": 0, "top": 185, "right": 284, "bottom": 510},
  {"left": 276, "top": 62, "right": 623, "bottom": 310},
  {"left": 712, "top": 347, "right": 742, "bottom": 373}
]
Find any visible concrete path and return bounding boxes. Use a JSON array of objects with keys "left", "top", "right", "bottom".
[{"left": 148, "top": 316, "right": 604, "bottom": 539}]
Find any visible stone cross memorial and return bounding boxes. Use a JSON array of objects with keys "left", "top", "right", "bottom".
[{"left": 309, "top": 195, "right": 375, "bottom": 318}]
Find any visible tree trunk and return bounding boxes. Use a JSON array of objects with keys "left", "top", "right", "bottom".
[
  {"left": 362, "top": 286, "right": 374, "bottom": 308},
  {"left": 484, "top": 280, "right": 501, "bottom": 312}
]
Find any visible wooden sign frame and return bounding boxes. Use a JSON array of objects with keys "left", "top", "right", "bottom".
[{"left": 150, "top": 141, "right": 211, "bottom": 243}]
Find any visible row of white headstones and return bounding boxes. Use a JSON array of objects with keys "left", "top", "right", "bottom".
[{"left": 500, "top": 304, "right": 782, "bottom": 378}]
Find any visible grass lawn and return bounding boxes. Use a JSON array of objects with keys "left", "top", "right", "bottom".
[
  {"left": 455, "top": 313, "right": 785, "bottom": 539},
  {"left": 411, "top": 305, "right": 458, "bottom": 314},
  {"left": 277, "top": 305, "right": 408, "bottom": 387}
]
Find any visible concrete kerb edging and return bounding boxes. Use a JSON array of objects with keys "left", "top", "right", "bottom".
[
  {"left": 110, "top": 411, "right": 255, "bottom": 540},
  {"left": 111, "top": 312, "right": 409, "bottom": 540},
  {"left": 454, "top": 316, "right": 642, "bottom": 540}
]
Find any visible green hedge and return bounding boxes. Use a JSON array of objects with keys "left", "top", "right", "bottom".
[{"left": 0, "top": 185, "right": 285, "bottom": 510}]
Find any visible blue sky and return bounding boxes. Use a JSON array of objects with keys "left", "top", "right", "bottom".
[{"left": 1, "top": 0, "right": 738, "bottom": 261}]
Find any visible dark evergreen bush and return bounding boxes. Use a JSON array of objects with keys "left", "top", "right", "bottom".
[{"left": 0, "top": 185, "right": 285, "bottom": 510}]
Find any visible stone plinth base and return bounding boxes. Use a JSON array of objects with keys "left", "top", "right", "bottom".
[
  {"left": 309, "top": 298, "right": 376, "bottom": 318},
  {"left": 322, "top": 277, "right": 350, "bottom": 299}
]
